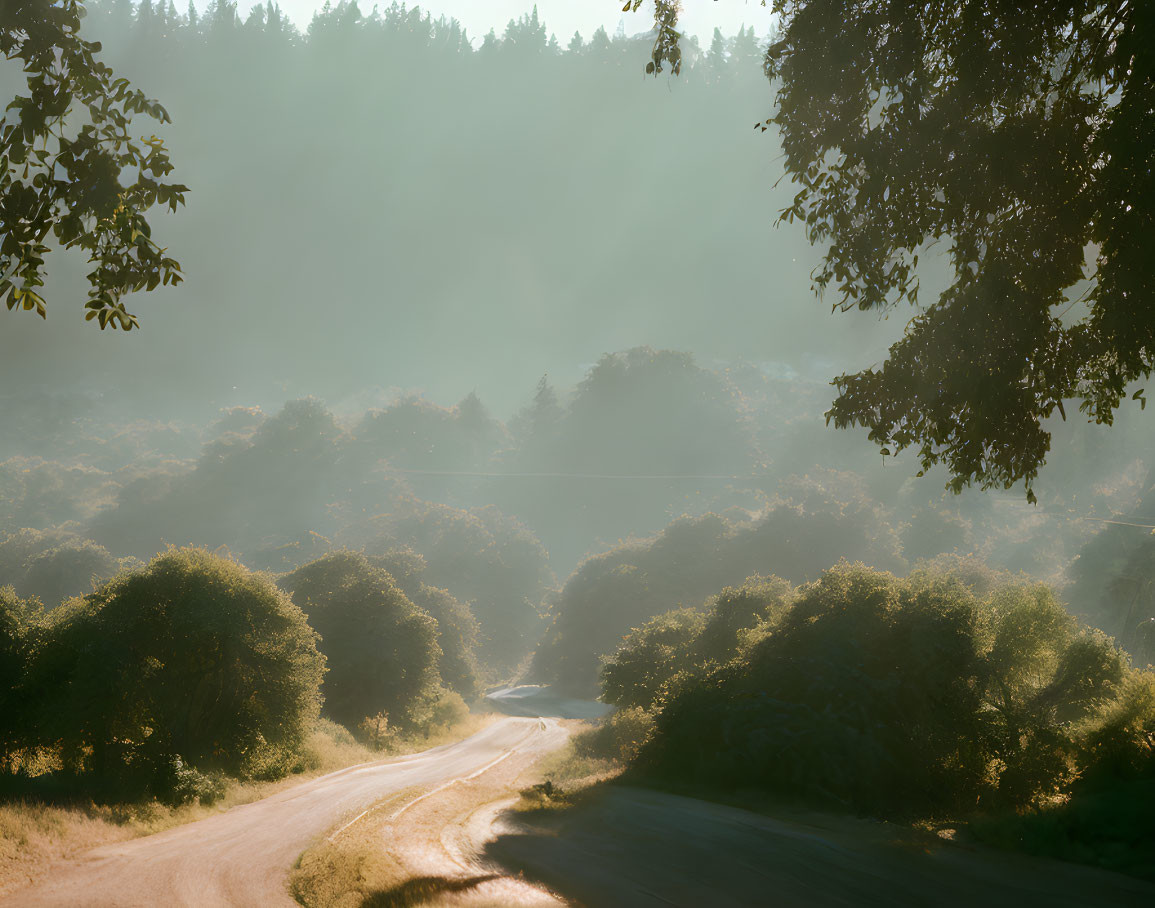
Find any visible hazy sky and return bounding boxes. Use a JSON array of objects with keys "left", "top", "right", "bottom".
[{"left": 268, "top": 0, "right": 776, "bottom": 40}]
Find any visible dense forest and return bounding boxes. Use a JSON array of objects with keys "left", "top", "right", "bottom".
[{"left": 2, "top": 0, "right": 864, "bottom": 417}]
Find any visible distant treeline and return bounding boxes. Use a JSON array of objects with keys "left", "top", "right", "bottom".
[
  {"left": 3, "top": 346, "right": 1155, "bottom": 674},
  {"left": 3, "top": 0, "right": 877, "bottom": 420},
  {"left": 86, "top": 1, "right": 770, "bottom": 73}
]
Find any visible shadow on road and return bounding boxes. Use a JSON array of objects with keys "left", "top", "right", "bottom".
[
  {"left": 361, "top": 873, "right": 502, "bottom": 907},
  {"left": 485, "top": 785, "right": 1155, "bottom": 908}
]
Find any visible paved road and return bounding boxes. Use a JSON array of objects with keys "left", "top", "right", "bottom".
[
  {"left": 484, "top": 684, "right": 612, "bottom": 721},
  {"left": 487, "top": 785, "right": 1155, "bottom": 908},
  {"left": 5, "top": 712, "right": 567, "bottom": 907}
]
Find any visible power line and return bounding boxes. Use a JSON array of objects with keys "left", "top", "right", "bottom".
[
  {"left": 389, "top": 469, "right": 1155, "bottom": 530},
  {"left": 387, "top": 468, "right": 753, "bottom": 480},
  {"left": 1074, "top": 515, "right": 1155, "bottom": 531}
]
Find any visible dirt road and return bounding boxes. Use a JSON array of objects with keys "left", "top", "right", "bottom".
[{"left": 4, "top": 715, "right": 567, "bottom": 908}]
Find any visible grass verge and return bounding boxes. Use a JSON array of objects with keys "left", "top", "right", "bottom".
[
  {"left": 967, "top": 780, "right": 1155, "bottom": 881},
  {"left": 508, "top": 740, "right": 623, "bottom": 816},
  {"left": 290, "top": 717, "right": 579, "bottom": 908}
]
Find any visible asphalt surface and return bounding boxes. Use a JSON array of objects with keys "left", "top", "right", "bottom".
[{"left": 487, "top": 785, "right": 1155, "bottom": 908}]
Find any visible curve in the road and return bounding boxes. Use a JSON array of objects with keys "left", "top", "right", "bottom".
[{"left": 6, "top": 716, "right": 566, "bottom": 908}]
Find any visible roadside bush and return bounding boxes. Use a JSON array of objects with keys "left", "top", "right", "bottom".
[
  {"left": 600, "top": 576, "right": 796, "bottom": 713},
  {"left": 639, "top": 562, "right": 1132, "bottom": 819},
  {"left": 0, "top": 587, "right": 38, "bottom": 768},
  {"left": 358, "top": 687, "right": 470, "bottom": 751},
  {"left": 403, "top": 687, "right": 471, "bottom": 739},
  {"left": 29, "top": 548, "right": 324, "bottom": 790},
  {"left": 601, "top": 608, "right": 706, "bottom": 711},
  {"left": 283, "top": 552, "right": 442, "bottom": 732},
  {"left": 972, "top": 671, "right": 1155, "bottom": 879},
  {"left": 1080, "top": 670, "right": 1155, "bottom": 784},
  {"left": 573, "top": 707, "right": 657, "bottom": 764},
  {"left": 358, "top": 713, "right": 395, "bottom": 751},
  {"left": 692, "top": 575, "right": 795, "bottom": 666},
  {"left": 152, "top": 755, "right": 228, "bottom": 807},
  {"left": 295, "top": 719, "right": 376, "bottom": 774}
]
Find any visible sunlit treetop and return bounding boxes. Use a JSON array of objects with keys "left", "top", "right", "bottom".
[
  {"left": 1, "top": 0, "right": 186, "bottom": 329},
  {"left": 647, "top": 1, "right": 1151, "bottom": 502}
]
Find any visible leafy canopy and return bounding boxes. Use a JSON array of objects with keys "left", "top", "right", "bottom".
[
  {"left": 647, "top": 2, "right": 1150, "bottom": 502},
  {"left": 282, "top": 551, "right": 443, "bottom": 731},
  {"left": 2, "top": 0, "right": 186, "bottom": 328},
  {"left": 33, "top": 548, "right": 324, "bottom": 781},
  {"left": 640, "top": 561, "right": 1134, "bottom": 817}
]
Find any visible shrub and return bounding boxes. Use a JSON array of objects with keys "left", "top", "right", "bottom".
[
  {"left": 295, "top": 719, "right": 375, "bottom": 774},
  {"left": 639, "top": 562, "right": 1133, "bottom": 819},
  {"left": 1079, "top": 671, "right": 1155, "bottom": 786},
  {"left": 0, "top": 587, "right": 39, "bottom": 767},
  {"left": 573, "top": 707, "right": 657, "bottom": 764},
  {"left": 692, "top": 575, "right": 795, "bottom": 666},
  {"left": 30, "top": 548, "right": 324, "bottom": 788},
  {"left": 283, "top": 552, "right": 442, "bottom": 732},
  {"left": 358, "top": 688, "right": 469, "bottom": 751},
  {"left": 407, "top": 687, "right": 471, "bottom": 737},
  {"left": 600, "top": 575, "right": 796, "bottom": 713},
  {"left": 358, "top": 713, "right": 395, "bottom": 751},
  {"left": 601, "top": 608, "right": 706, "bottom": 711},
  {"left": 152, "top": 755, "right": 228, "bottom": 807},
  {"left": 971, "top": 672, "right": 1155, "bottom": 880}
]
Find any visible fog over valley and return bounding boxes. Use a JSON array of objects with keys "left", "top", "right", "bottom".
[{"left": 2, "top": 3, "right": 1153, "bottom": 905}]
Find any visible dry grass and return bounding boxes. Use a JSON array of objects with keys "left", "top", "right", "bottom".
[
  {"left": 360, "top": 874, "right": 503, "bottom": 907},
  {"left": 509, "top": 741, "right": 623, "bottom": 816},
  {"left": 0, "top": 719, "right": 387, "bottom": 901},
  {"left": 290, "top": 718, "right": 575, "bottom": 908},
  {"left": 378, "top": 713, "right": 498, "bottom": 760},
  {"left": 0, "top": 713, "right": 501, "bottom": 901},
  {"left": 0, "top": 800, "right": 133, "bottom": 899},
  {"left": 291, "top": 787, "right": 420, "bottom": 908}
]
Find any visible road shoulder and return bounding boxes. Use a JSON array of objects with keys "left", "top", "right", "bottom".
[{"left": 290, "top": 718, "right": 579, "bottom": 908}]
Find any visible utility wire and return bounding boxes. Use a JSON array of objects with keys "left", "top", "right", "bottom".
[
  {"left": 387, "top": 469, "right": 752, "bottom": 480},
  {"left": 388, "top": 469, "right": 1155, "bottom": 530}
]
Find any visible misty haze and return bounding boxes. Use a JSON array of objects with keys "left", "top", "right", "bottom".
[{"left": 1, "top": 2, "right": 1152, "bottom": 906}]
